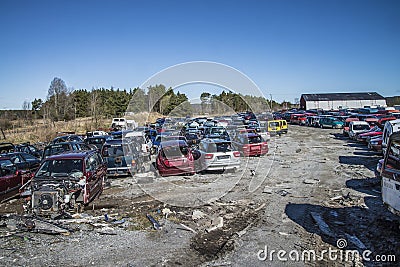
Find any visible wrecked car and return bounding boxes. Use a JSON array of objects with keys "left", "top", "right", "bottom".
[
  {"left": 21, "top": 150, "right": 106, "bottom": 216},
  {"left": 232, "top": 133, "right": 268, "bottom": 157},
  {"left": 379, "top": 132, "right": 400, "bottom": 216},
  {"left": 0, "top": 157, "right": 30, "bottom": 201},
  {"left": 101, "top": 139, "right": 143, "bottom": 177},
  {"left": 156, "top": 140, "right": 195, "bottom": 177}
]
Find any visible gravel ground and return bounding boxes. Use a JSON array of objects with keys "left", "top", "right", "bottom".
[{"left": 1, "top": 125, "right": 399, "bottom": 266}]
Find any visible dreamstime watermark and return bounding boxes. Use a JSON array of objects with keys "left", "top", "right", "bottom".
[{"left": 257, "top": 239, "right": 396, "bottom": 263}]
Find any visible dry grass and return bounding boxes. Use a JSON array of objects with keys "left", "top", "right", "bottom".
[{"left": 2, "top": 112, "right": 163, "bottom": 144}]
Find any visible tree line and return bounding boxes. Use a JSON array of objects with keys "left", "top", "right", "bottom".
[{"left": 1, "top": 77, "right": 295, "bottom": 130}]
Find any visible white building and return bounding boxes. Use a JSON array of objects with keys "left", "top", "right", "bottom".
[{"left": 300, "top": 92, "right": 386, "bottom": 110}]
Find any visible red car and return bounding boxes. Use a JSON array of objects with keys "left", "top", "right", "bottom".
[
  {"left": 0, "top": 157, "right": 30, "bottom": 201},
  {"left": 357, "top": 129, "right": 383, "bottom": 143},
  {"left": 233, "top": 133, "right": 268, "bottom": 157},
  {"left": 156, "top": 140, "right": 195, "bottom": 176},
  {"left": 290, "top": 114, "right": 307, "bottom": 125},
  {"left": 21, "top": 150, "right": 106, "bottom": 216}
]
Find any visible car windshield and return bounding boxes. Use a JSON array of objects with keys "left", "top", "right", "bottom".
[
  {"left": 248, "top": 136, "right": 262, "bottom": 144},
  {"left": 162, "top": 146, "right": 188, "bottom": 158},
  {"left": 353, "top": 125, "right": 370, "bottom": 131},
  {"left": 269, "top": 122, "right": 279, "bottom": 127},
  {"left": 104, "top": 145, "right": 128, "bottom": 157},
  {"left": 211, "top": 128, "right": 226, "bottom": 135},
  {"left": 36, "top": 159, "right": 83, "bottom": 178},
  {"left": 206, "top": 143, "right": 232, "bottom": 153}
]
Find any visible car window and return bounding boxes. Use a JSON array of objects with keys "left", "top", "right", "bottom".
[
  {"left": 249, "top": 136, "right": 262, "bottom": 144},
  {"left": 0, "top": 159, "right": 16, "bottom": 176},
  {"left": 216, "top": 143, "right": 232, "bottom": 152},
  {"left": 162, "top": 146, "right": 187, "bottom": 158}
]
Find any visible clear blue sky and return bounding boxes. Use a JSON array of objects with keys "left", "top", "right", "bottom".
[{"left": 0, "top": 0, "right": 399, "bottom": 109}]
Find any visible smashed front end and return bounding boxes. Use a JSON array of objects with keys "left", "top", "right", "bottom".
[
  {"left": 31, "top": 178, "right": 85, "bottom": 216},
  {"left": 21, "top": 158, "right": 87, "bottom": 216},
  {"left": 21, "top": 173, "right": 86, "bottom": 217}
]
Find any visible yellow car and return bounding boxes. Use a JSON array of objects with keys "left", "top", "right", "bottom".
[
  {"left": 277, "top": 119, "right": 288, "bottom": 134},
  {"left": 267, "top": 120, "right": 281, "bottom": 135}
]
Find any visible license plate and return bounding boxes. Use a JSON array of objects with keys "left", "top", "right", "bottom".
[
  {"left": 217, "top": 155, "right": 230, "bottom": 160},
  {"left": 250, "top": 145, "right": 260, "bottom": 151}
]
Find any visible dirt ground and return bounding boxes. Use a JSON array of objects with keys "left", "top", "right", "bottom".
[{"left": 1, "top": 125, "right": 399, "bottom": 266}]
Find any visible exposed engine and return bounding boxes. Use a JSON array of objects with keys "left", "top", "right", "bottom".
[{"left": 24, "top": 178, "right": 85, "bottom": 216}]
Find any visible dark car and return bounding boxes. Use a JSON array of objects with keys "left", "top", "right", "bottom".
[
  {"left": 232, "top": 133, "right": 268, "bottom": 157},
  {"left": 0, "top": 157, "right": 30, "bottom": 201},
  {"left": 21, "top": 150, "right": 106, "bottom": 216},
  {"left": 15, "top": 143, "right": 42, "bottom": 159},
  {"left": 101, "top": 139, "right": 142, "bottom": 177},
  {"left": 156, "top": 140, "right": 195, "bottom": 177},
  {"left": 185, "top": 133, "right": 201, "bottom": 146},
  {"left": 86, "top": 136, "right": 112, "bottom": 151},
  {"left": 0, "top": 142, "right": 15, "bottom": 154},
  {"left": 42, "top": 142, "right": 94, "bottom": 160},
  {"left": 1, "top": 152, "right": 41, "bottom": 173}
]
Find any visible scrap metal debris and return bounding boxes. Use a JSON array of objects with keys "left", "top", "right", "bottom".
[{"left": 146, "top": 214, "right": 161, "bottom": 230}]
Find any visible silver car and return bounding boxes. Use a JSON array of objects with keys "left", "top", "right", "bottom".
[{"left": 197, "top": 138, "right": 240, "bottom": 172}]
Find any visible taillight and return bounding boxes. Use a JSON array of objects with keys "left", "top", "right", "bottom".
[
  {"left": 243, "top": 145, "right": 250, "bottom": 150},
  {"left": 205, "top": 153, "right": 214, "bottom": 159},
  {"left": 164, "top": 159, "right": 170, "bottom": 167},
  {"left": 262, "top": 142, "right": 268, "bottom": 148},
  {"left": 233, "top": 151, "right": 240, "bottom": 157}
]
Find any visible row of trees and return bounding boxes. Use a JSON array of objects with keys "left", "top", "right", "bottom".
[
  {"left": 22, "top": 77, "right": 294, "bottom": 124},
  {"left": 33, "top": 78, "right": 192, "bottom": 121}
]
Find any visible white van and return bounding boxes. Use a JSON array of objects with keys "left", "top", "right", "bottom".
[
  {"left": 382, "top": 119, "right": 400, "bottom": 155},
  {"left": 348, "top": 121, "right": 370, "bottom": 140},
  {"left": 111, "top": 118, "right": 126, "bottom": 129}
]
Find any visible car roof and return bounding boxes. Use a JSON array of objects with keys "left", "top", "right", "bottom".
[
  {"left": 43, "top": 150, "right": 94, "bottom": 160},
  {"left": 45, "top": 142, "right": 78, "bottom": 148},
  {"left": 103, "top": 139, "right": 130, "bottom": 145}
]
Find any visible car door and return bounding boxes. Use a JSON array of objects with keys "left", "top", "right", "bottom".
[{"left": 85, "top": 153, "right": 103, "bottom": 201}]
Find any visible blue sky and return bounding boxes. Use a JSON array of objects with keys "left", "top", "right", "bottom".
[{"left": 0, "top": 0, "right": 399, "bottom": 109}]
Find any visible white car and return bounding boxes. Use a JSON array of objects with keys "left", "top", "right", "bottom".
[
  {"left": 348, "top": 121, "right": 370, "bottom": 140},
  {"left": 197, "top": 138, "right": 240, "bottom": 172}
]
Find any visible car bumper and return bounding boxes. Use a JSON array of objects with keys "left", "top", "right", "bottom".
[
  {"left": 243, "top": 149, "right": 268, "bottom": 157},
  {"left": 158, "top": 166, "right": 195, "bottom": 176},
  {"left": 107, "top": 167, "right": 132, "bottom": 177},
  {"left": 205, "top": 161, "right": 240, "bottom": 171}
]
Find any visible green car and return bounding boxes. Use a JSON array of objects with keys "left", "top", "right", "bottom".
[{"left": 319, "top": 117, "right": 344, "bottom": 129}]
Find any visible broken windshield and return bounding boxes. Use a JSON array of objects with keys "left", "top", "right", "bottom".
[{"left": 36, "top": 159, "right": 83, "bottom": 178}]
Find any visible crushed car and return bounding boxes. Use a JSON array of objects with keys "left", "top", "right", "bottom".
[{"left": 20, "top": 150, "right": 106, "bottom": 217}]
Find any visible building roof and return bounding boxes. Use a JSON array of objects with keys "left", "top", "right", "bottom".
[{"left": 301, "top": 92, "right": 385, "bottom": 102}]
